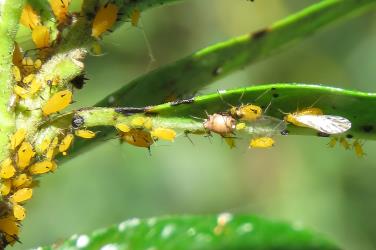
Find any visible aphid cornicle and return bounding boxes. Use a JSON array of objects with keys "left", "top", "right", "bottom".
[
  {"left": 42, "top": 90, "right": 73, "bottom": 116},
  {"left": 203, "top": 113, "right": 236, "bottom": 136},
  {"left": 91, "top": 3, "right": 119, "bottom": 38},
  {"left": 284, "top": 107, "right": 351, "bottom": 135},
  {"left": 249, "top": 137, "right": 275, "bottom": 149}
]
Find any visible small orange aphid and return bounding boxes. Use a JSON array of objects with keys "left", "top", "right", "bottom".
[
  {"left": 115, "top": 123, "right": 131, "bottom": 133},
  {"left": 203, "top": 113, "right": 236, "bottom": 136},
  {"left": 34, "top": 59, "right": 42, "bottom": 69},
  {"left": 340, "top": 137, "right": 351, "bottom": 150},
  {"left": 49, "top": 0, "right": 72, "bottom": 24},
  {"left": 12, "top": 66, "right": 22, "bottom": 82},
  {"left": 10, "top": 128, "right": 27, "bottom": 150},
  {"left": 224, "top": 137, "right": 236, "bottom": 149},
  {"left": 75, "top": 129, "right": 96, "bottom": 139},
  {"left": 42, "top": 90, "right": 72, "bottom": 116},
  {"left": 58, "top": 134, "right": 74, "bottom": 155},
  {"left": 17, "top": 141, "right": 35, "bottom": 170},
  {"left": 39, "top": 137, "right": 52, "bottom": 153},
  {"left": 46, "top": 137, "right": 59, "bottom": 160},
  {"left": 14, "top": 85, "right": 29, "bottom": 99},
  {"left": 0, "top": 217, "right": 20, "bottom": 245},
  {"left": 29, "top": 161, "right": 53, "bottom": 175},
  {"left": 91, "top": 3, "right": 119, "bottom": 38},
  {"left": 235, "top": 122, "right": 246, "bottom": 131},
  {"left": 10, "top": 188, "right": 33, "bottom": 203},
  {"left": 130, "top": 8, "right": 141, "bottom": 27},
  {"left": 0, "top": 180, "right": 12, "bottom": 196},
  {"left": 12, "top": 174, "right": 29, "bottom": 189},
  {"left": 131, "top": 116, "right": 150, "bottom": 128},
  {"left": 29, "top": 79, "right": 42, "bottom": 95},
  {"left": 32, "top": 26, "right": 51, "bottom": 49},
  {"left": 122, "top": 129, "right": 154, "bottom": 149},
  {"left": 249, "top": 137, "right": 275, "bottom": 149},
  {"left": 353, "top": 139, "right": 365, "bottom": 158},
  {"left": 0, "top": 158, "right": 16, "bottom": 179},
  {"left": 13, "top": 204, "right": 26, "bottom": 221},
  {"left": 20, "top": 4, "right": 41, "bottom": 29},
  {"left": 150, "top": 128, "right": 176, "bottom": 142}
]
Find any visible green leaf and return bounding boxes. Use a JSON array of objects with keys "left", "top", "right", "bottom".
[{"left": 40, "top": 214, "right": 339, "bottom": 250}]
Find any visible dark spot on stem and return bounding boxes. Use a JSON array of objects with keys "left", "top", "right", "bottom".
[
  {"left": 252, "top": 28, "right": 270, "bottom": 39},
  {"left": 317, "top": 132, "right": 330, "bottom": 137},
  {"left": 346, "top": 134, "right": 353, "bottom": 139},
  {"left": 170, "top": 97, "right": 195, "bottom": 106},
  {"left": 115, "top": 107, "right": 147, "bottom": 116},
  {"left": 362, "top": 125, "right": 374, "bottom": 133}
]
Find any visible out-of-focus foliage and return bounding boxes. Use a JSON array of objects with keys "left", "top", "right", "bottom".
[{"left": 13, "top": 1, "right": 376, "bottom": 250}]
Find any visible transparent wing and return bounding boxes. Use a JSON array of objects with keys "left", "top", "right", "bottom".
[
  {"left": 242, "top": 115, "right": 287, "bottom": 136},
  {"left": 295, "top": 115, "right": 351, "bottom": 134}
]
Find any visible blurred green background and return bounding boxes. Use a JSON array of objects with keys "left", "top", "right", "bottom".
[{"left": 13, "top": 0, "right": 376, "bottom": 249}]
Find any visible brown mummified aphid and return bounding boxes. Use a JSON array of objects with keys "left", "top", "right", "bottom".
[{"left": 203, "top": 113, "right": 236, "bottom": 136}]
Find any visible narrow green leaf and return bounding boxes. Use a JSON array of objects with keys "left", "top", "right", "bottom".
[{"left": 40, "top": 214, "right": 339, "bottom": 250}]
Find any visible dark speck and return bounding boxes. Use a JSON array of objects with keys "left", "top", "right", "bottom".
[
  {"left": 252, "top": 28, "right": 270, "bottom": 39},
  {"left": 115, "top": 107, "right": 147, "bottom": 116},
  {"left": 317, "top": 132, "right": 330, "bottom": 137},
  {"left": 346, "top": 134, "right": 353, "bottom": 139},
  {"left": 280, "top": 129, "right": 289, "bottom": 136},
  {"left": 72, "top": 114, "right": 84, "bottom": 129},
  {"left": 272, "top": 93, "right": 279, "bottom": 98},
  {"left": 362, "top": 125, "right": 373, "bottom": 133},
  {"left": 212, "top": 67, "right": 222, "bottom": 76}
]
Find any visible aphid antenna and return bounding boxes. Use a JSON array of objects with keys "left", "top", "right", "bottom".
[
  {"left": 183, "top": 131, "right": 195, "bottom": 145},
  {"left": 189, "top": 115, "right": 204, "bottom": 121},
  {"left": 263, "top": 100, "right": 272, "bottom": 114},
  {"left": 254, "top": 88, "right": 271, "bottom": 102},
  {"left": 277, "top": 108, "right": 289, "bottom": 115},
  {"left": 217, "top": 89, "right": 234, "bottom": 108}
]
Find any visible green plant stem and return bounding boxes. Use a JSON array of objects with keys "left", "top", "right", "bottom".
[
  {"left": 0, "top": 0, "right": 25, "bottom": 161},
  {"left": 96, "top": 0, "right": 376, "bottom": 108}
]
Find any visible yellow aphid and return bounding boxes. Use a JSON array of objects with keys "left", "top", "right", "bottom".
[
  {"left": 91, "top": 3, "right": 119, "bottom": 38},
  {"left": 59, "top": 134, "right": 74, "bottom": 154},
  {"left": 249, "top": 137, "right": 275, "bottom": 149},
  {"left": 144, "top": 118, "right": 153, "bottom": 130},
  {"left": 131, "top": 8, "right": 141, "bottom": 27},
  {"left": 42, "top": 90, "right": 72, "bottom": 116},
  {"left": 20, "top": 4, "right": 41, "bottom": 29},
  {"left": 353, "top": 139, "right": 365, "bottom": 158},
  {"left": 230, "top": 104, "right": 263, "bottom": 121},
  {"left": 29, "top": 79, "right": 42, "bottom": 95},
  {"left": 50, "top": 161, "right": 58, "bottom": 172},
  {"left": 115, "top": 123, "right": 131, "bottom": 133},
  {"left": 22, "top": 57, "right": 34, "bottom": 67},
  {"left": 0, "top": 158, "right": 16, "bottom": 179},
  {"left": 12, "top": 174, "right": 28, "bottom": 189},
  {"left": 10, "top": 128, "right": 27, "bottom": 150},
  {"left": 17, "top": 141, "right": 35, "bottom": 170},
  {"left": 328, "top": 137, "right": 337, "bottom": 148},
  {"left": 13, "top": 204, "right": 26, "bottom": 221},
  {"left": 91, "top": 42, "right": 103, "bottom": 55},
  {"left": 340, "top": 137, "right": 350, "bottom": 150},
  {"left": 14, "top": 85, "right": 29, "bottom": 99},
  {"left": 18, "top": 176, "right": 33, "bottom": 189},
  {"left": 39, "top": 137, "right": 52, "bottom": 153},
  {"left": 49, "top": 0, "right": 71, "bottom": 24},
  {"left": 224, "top": 137, "right": 236, "bottom": 149},
  {"left": 12, "top": 66, "right": 21, "bottom": 82},
  {"left": 150, "top": 128, "right": 176, "bottom": 142},
  {"left": 32, "top": 25, "right": 51, "bottom": 49},
  {"left": 0, "top": 217, "right": 20, "bottom": 245},
  {"left": 122, "top": 129, "right": 154, "bottom": 149},
  {"left": 22, "top": 74, "right": 35, "bottom": 84},
  {"left": 131, "top": 116, "right": 148, "bottom": 127},
  {"left": 29, "top": 161, "right": 53, "bottom": 175},
  {"left": 75, "top": 129, "right": 96, "bottom": 139},
  {"left": 10, "top": 188, "right": 33, "bottom": 203},
  {"left": 34, "top": 59, "right": 42, "bottom": 69},
  {"left": 0, "top": 180, "right": 12, "bottom": 196},
  {"left": 235, "top": 122, "right": 246, "bottom": 131}
]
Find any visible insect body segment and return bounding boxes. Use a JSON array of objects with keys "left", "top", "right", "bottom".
[
  {"left": 75, "top": 129, "right": 96, "bottom": 139},
  {"left": 150, "top": 128, "right": 176, "bottom": 142},
  {"left": 203, "top": 113, "right": 236, "bottom": 136},
  {"left": 121, "top": 129, "right": 154, "bottom": 149},
  {"left": 230, "top": 104, "right": 262, "bottom": 121},
  {"left": 49, "top": 0, "right": 72, "bottom": 24}
]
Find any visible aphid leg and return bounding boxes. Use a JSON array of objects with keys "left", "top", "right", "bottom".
[
  {"left": 138, "top": 20, "right": 156, "bottom": 72},
  {"left": 217, "top": 90, "right": 234, "bottom": 108},
  {"left": 184, "top": 131, "right": 195, "bottom": 145}
]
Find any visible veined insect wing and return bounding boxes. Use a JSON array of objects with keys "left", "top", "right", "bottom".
[
  {"left": 240, "top": 115, "right": 287, "bottom": 136},
  {"left": 295, "top": 115, "right": 351, "bottom": 134}
]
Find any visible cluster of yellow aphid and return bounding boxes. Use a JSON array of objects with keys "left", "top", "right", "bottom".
[{"left": 0, "top": 1, "right": 145, "bottom": 246}]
